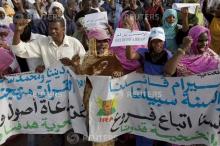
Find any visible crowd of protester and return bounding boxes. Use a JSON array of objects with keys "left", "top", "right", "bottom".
[{"left": 0, "top": 0, "right": 220, "bottom": 146}]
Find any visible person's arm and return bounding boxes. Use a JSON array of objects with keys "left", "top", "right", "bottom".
[
  {"left": 126, "top": 46, "right": 141, "bottom": 60},
  {"left": 11, "top": 19, "right": 42, "bottom": 58},
  {"left": 105, "top": 23, "right": 114, "bottom": 36},
  {"left": 13, "top": 18, "right": 31, "bottom": 45},
  {"left": 164, "top": 36, "right": 193, "bottom": 76},
  {"left": 157, "top": 6, "right": 164, "bottom": 26},
  {"left": 144, "top": 16, "right": 151, "bottom": 31},
  {"left": 202, "top": 0, "right": 214, "bottom": 24},
  {"left": 158, "top": 5, "right": 164, "bottom": 14},
  {"left": 181, "top": 7, "right": 189, "bottom": 32},
  {"left": 35, "top": 1, "right": 43, "bottom": 17}
]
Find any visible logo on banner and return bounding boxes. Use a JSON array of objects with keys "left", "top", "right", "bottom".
[{"left": 96, "top": 97, "right": 117, "bottom": 122}]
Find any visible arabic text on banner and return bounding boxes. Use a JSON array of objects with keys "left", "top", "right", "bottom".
[
  {"left": 89, "top": 70, "right": 220, "bottom": 146},
  {"left": 0, "top": 66, "right": 87, "bottom": 144}
]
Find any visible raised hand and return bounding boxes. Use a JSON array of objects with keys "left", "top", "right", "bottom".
[
  {"left": 35, "top": 65, "right": 45, "bottom": 73},
  {"left": 181, "top": 36, "right": 193, "bottom": 52}
]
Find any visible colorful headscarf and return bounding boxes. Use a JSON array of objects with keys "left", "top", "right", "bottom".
[
  {"left": 188, "top": 25, "right": 211, "bottom": 54},
  {"left": 87, "top": 27, "right": 110, "bottom": 40},
  {"left": 178, "top": 25, "right": 220, "bottom": 74},
  {"left": 162, "top": 9, "right": 178, "bottom": 39},
  {"left": 0, "top": 47, "right": 20, "bottom": 74},
  {"left": 111, "top": 10, "right": 143, "bottom": 72}
]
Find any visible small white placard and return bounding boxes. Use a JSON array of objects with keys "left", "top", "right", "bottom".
[
  {"left": 84, "top": 12, "right": 108, "bottom": 29},
  {"left": 111, "top": 28, "right": 150, "bottom": 47},
  {"left": 172, "top": 3, "right": 200, "bottom": 14}
]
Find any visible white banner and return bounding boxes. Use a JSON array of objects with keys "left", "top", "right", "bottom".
[
  {"left": 111, "top": 28, "right": 150, "bottom": 47},
  {"left": 89, "top": 70, "right": 220, "bottom": 146},
  {"left": 0, "top": 66, "right": 87, "bottom": 144},
  {"left": 84, "top": 12, "right": 108, "bottom": 29},
  {"left": 172, "top": 3, "right": 200, "bottom": 14}
]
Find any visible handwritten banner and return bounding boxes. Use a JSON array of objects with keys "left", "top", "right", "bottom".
[
  {"left": 0, "top": 66, "right": 87, "bottom": 144},
  {"left": 89, "top": 70, "right": 220, "bottom": 146},
  {"left": 84, "top": 12, "right": 108, "bottom": 29},
  {"left": 111, "top": 28, "right": 150, "bottom": 47},
  {"left": 172, "top": 3, "right": 200, "bottom": 14}
]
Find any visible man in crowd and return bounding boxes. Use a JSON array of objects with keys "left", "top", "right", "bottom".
[{"left": 11, "top": 16, "right": 85, "bottom": 69}]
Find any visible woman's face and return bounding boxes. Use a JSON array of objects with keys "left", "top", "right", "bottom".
[
  {"left": 122, "top": 14, "right": 135, "bottom": 29},
  {"left": 166, "top": 15, "right": 175, "bottom": 24},
  {"left": 52, "top": 7, "right": 63, "bottom": 17},
  {"left": 151, "top": 39, "right": 164, "bottom": 53},
  {"left": 197, "top": 32, "right": 209, "bottom": 53},
  {"left": 96, "top": 39, "right": 109, "bottom": 56},
  {"left": 0, "top": 11, "right": 5, "bottom": 19},
  {"left": 0, "top": 26, "right": 9, "bottom": 40}
]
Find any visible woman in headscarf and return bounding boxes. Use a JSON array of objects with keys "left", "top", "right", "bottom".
[
  {"left": 0, "top": 8, "right": 13, "bottom": 43},
  {"left": 81, "top": 27, "right": 124, "bottom": 76},
  {"left": 0, "top": 18, "right": 20, "bottom": 77},
  {"left": 164, "top": 24, "right": 216, "bottom": 146},
  {"left": 0, "top": 46, "right": 20, "bottom": 76},
  {"left": 111, "top": 10, "right": 145, "bottom": 74},
  {"left": 163, "top": 8, "right": 191, "bottom": 54},
  {"left": 165, "top": 25, "right": 220, "bottom": 77},
  {"left": 202, "top": 0, "right": 220, "bottom": 55},
  {"left": 63, "top": 27, "right": 125, "bottom": 146},
  {"left": 164, "top": 26, "right": 216, "bottom": 146},
  {"left": 0, "top": 7, "right": 13, "bottom": 26},
  {"left": 48, "top": 1, "right": 65, "bottom": 17},
  {"left": 126, "top": 27, "right": 172, "bottom": 146},
  {"left": 163, "top": 9, "right": 178, "bottom": 53}
]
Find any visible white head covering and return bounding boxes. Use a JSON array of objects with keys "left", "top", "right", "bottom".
[
  {"left": 48, "top": 1, "right": 65, "bottom": 14},
  {"left": 0, "top": 7, "right": 6, "bottom": 15},
  {"left": 0, "top": 7, "right": 12, "bottom": 26},
  {"left": 149, "top": 27, "right": 166, "bottom": 42}
]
